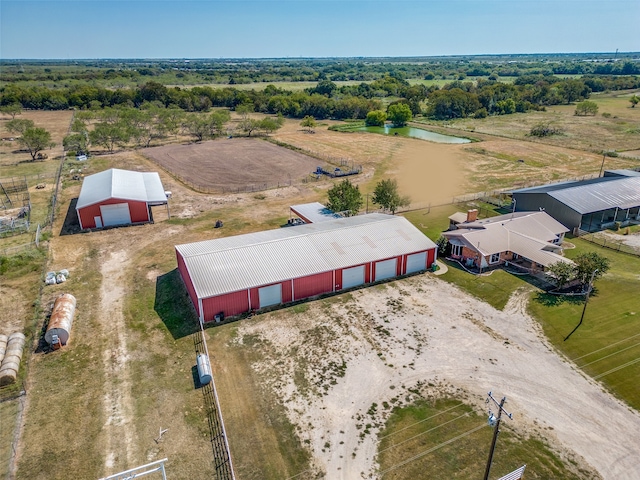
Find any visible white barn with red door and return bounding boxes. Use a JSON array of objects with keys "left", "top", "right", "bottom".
[
  {"left": 76, "top": 168, "right": 168, "bottom": 229},
  {"left": 175, "top": 213, "right": 437, "bottom": 323}
]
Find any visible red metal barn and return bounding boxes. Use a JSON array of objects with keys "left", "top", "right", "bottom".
[
  {"left": 76, "top": 169, "right": 168, "bottom": 229},
  {"left": 175, "top": 214, "right": 437, "bottom": 323}
]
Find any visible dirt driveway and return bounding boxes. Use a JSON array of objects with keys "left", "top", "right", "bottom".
[{"left": 235, "top": 277, "right": 640, "bottom": 479}]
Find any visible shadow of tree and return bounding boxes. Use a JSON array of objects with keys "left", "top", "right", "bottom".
[
  {"left": 533, "top": 291, "right": 587, "bottom": 307},
  {"left": 154, "top": 269, "right": 199, "bottom": 340}
]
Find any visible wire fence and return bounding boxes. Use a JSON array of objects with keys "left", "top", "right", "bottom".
[
  {"left": 578, "top": 231, "right": 640, "bottom": 257},
  {"left": 193, "top": 328, "right": 235, "bottom": 480}
]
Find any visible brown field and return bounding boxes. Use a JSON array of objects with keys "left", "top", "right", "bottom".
[
  {"left": 142, "top": 137, "right": 320, "bottom": 192},
  {"left": 415, "top": 89, "right": 640, "bottom": 156}
]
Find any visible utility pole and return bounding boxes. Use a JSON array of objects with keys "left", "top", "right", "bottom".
[
  {"left": 599, "top": 153, "right": 606, "bottom": 177},
  {"left": 483, "top": 391, "right": 513, "bottom": 480}
]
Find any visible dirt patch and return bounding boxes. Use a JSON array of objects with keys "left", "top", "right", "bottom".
[
  {"left": 142, "top": 138, "right": 319, "bottom": 192},
  {"left": 233, "top": 278, "right": 640, "bottom": 479},
  {"left": 100, "top": 249, "right": 137, "bottom": 471}
]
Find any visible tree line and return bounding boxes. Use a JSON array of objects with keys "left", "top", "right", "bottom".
[{"left": 1, "top": 75, "right": 639, "bottom": 122}]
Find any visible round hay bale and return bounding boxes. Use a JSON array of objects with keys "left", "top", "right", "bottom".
[
  {"left": 4, "top": 346, "right": 23, "bottom": 356},
  {"left": 8, "top": 332, "right": 25, "bottom": 343},
  {"left": 1, "top": 355, "right": 21, "bottom": 366},
  {"left": 0, "top": 368, "right": 18, "bottom": 386},
  {"left": 0, "top": 359, "right": 20, "bottom": 372}
]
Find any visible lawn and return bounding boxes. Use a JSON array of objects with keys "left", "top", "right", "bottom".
[
  {"left": 528, "top": 239, "right": 640, "bottom": 411},
  {"left": 377, "top": 398, "right": 596, "bottom": 480}
]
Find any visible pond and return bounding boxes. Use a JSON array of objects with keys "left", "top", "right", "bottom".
[{"left": 354, "top": 124, "right": 471, "bottom": 144}]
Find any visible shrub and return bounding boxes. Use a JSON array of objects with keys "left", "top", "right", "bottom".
[
  {"left": 601, "top": 112, "right": 612, "bottom": 118},
  {"left": 474, "top": 108, "right": 488, "bottom": 119},
  {"left": 575, "top": 100, "right": 599, "bottom": 116},
  {"left": 528, "top": 122, "right": 564, "bottom": 137}
]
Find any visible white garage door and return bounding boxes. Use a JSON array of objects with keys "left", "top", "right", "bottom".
[
  {"left": 375, "top": 258, "right": 397, "bottom": 282},
  {"left": 100, "top": 203, "right": 132, "bottom": 227},
  {"left": 258, "top": 284, "right": 282, "bottom": 308},
  {"left": 406, "top": 252, "right": 427, "bottom": 274},
  {"left": 342, "top": 265, "right": 365, "bottom": 289}
]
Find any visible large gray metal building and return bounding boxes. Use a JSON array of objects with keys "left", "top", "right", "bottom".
[{"left": 511, "top": 170, "right": 640, "bottom": 233}]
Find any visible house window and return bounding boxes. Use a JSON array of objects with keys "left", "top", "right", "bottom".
[
  {"left": 452, "top": 244, "right": 463, "bottom": 256},
  {"left": 490, "top": 253, "right": 500, "bottom": 264}
]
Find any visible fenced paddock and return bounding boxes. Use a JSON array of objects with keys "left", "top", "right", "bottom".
[{"left": 143, "top": 138, "right": 320, "bottom": 194}]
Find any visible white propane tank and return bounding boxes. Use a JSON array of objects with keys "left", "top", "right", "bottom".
[{"left": 196, "top": 353, "right": 212, "bottom": 386}]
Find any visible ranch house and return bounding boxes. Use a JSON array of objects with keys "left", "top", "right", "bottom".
[{"left": 443, "top": 210, "right": 572, "bottom": 273}]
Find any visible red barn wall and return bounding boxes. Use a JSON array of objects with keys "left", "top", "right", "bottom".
[
  {"left": 77, "top": 198, "right": 150, "bottom": 229},
  {"left": 202, "top": 290, "right": 250, "bottom": 321},
  {"left": 293, "top": 272, "right": 333, "bottom": 301},
  {"left": 176, "top": 251, "right": 200, "bottom": 317}
]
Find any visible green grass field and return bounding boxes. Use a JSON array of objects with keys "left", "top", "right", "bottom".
[
  {"left": 529, "top": 239, "right": 640, "bottom": 411},
  {"left": 378, "top": 398, "right": 596, "bottom": 480}
]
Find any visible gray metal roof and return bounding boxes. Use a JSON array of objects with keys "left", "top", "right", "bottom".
[
  {"left": 176, "top": 214, "right": 437, "bottom": 299},
  {"left": 548, "top": 177, "right": 640, "bottom": 214},
  {"left": 76, "top": 169, "right": 167, "bottom": 209},
  {"left": 511, "top": 175, "right": 640, "bottom": 214},
  {"left": 290, "top": 202, "right": 342, "bottom": 223}
]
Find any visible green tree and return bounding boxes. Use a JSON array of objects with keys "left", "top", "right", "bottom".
[
  {"left": 89, "top": 122, "right": 130, "bottom": 152},
  {"left": 371, "top": 178, "right": 411, "bottom": 214},
  {"left": 574, "top": 252, "right": 610, "bottom": 286},
  {"left": 63, "top": 132, "right": 89, "bottom": 154},
  {"left": 546, "top": 261, "right": 576, "bottom": 289},
  {"left": 18, "top": 127, "right": 55, "bottom": 161},
  {"left": 365, "top": 110, "right": 386, "bottom": 127},
  {"left": 300, "top": 115, "right": 317, "bottom": 132},
  {"left": 575, "top": 100, "right": 599, "bottom": 116},
  {"left": 387, "top": 103, "right": 412, "bottom": 126},
  {"left": 6, "top": 118, "right": 34, "bottom": 135},
  {"left": 630, "top": 95, "right": 639, "bottom": 108},
  {"left": 258, "top": 115, "right": 284, "bottom": 135},
  {"left": 0, "top": 103, "right": 22, "bottom": 119},
  {"left": 326, "top": 179, "right": 363, "bottom": 217}
]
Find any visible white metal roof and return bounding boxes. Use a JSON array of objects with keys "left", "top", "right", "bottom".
[
  {"left": 290, "top": 202, "right": 342, "bottom": 223},
  {"left": 443, "top": 211, "right": 572, "bottom": 267},
  {"left": 76, "top": 169, "right": 167, "bottom": 209},
  {"left": 176, "top": 214, "right": 437, "bottom": 299}
]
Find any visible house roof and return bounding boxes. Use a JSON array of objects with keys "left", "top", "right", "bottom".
[
  {"left": 443, "top": 211, "right": 572, "bottom": 267},
  {"left": 76, "top": 169, "right": 167, "bottom": 209},
  {"left": 512, "top": 176, "right": 640, "bottom": 215},
  {"left": 176, "top": 214, "right": 437, "bottom": 299},
  {"left": 290, "top": 202, "right": 342, "bottom": 223}
]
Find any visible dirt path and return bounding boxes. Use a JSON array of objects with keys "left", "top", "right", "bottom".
[
  {"left": 100, "top": 249, "right": 137, "bottom": 472},
  {"left": 238, "top": 277, "right": 640, "bottom": 479}
]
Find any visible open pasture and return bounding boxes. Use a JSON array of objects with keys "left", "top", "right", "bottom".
[
  {"left": 142, "top": 137, "right": 320, "bottom": 192},
  {"left": 418, "top": 89, "right": 640, "bottom": 155}
]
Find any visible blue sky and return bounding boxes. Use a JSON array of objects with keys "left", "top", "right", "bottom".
[{"left": 1, "top": 0, "right": 638, "bottom": 59}]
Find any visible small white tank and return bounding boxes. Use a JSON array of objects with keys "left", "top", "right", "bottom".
[
  {"left": 45, "top": 294, "right": 76, "bottom": 346},
  {"left": 196, "top": 353, "right": 212, "bottom": 386}
]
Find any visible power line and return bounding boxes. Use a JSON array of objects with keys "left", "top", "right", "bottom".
[
  {"left": 572, "top": 332, "right": 640, "bottom": 361},
  {"left": 378, "top": 412, "right": 471, "bottom": 455},
  {"left": 379, "top": 423, "right": 486, "bottom": 476},
  {"left": 594, "top": 357, "right": 640, "bottom": 379},
  {"left": 284, "top": 469, "right": 313, "bottom": 480},
  {"left": 578, "top": 341, "right": 640, "bottom": 368},
  {"left": 378, "top": 402, "right": 465, "bottom": 441}
]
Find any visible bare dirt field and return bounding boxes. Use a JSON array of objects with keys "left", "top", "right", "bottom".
[
  {"left": 142, "top": 137, "right": 320, "bottom": 192},
  {"left": 222, "top": 277, "right": 640, "bottom": 479}
]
